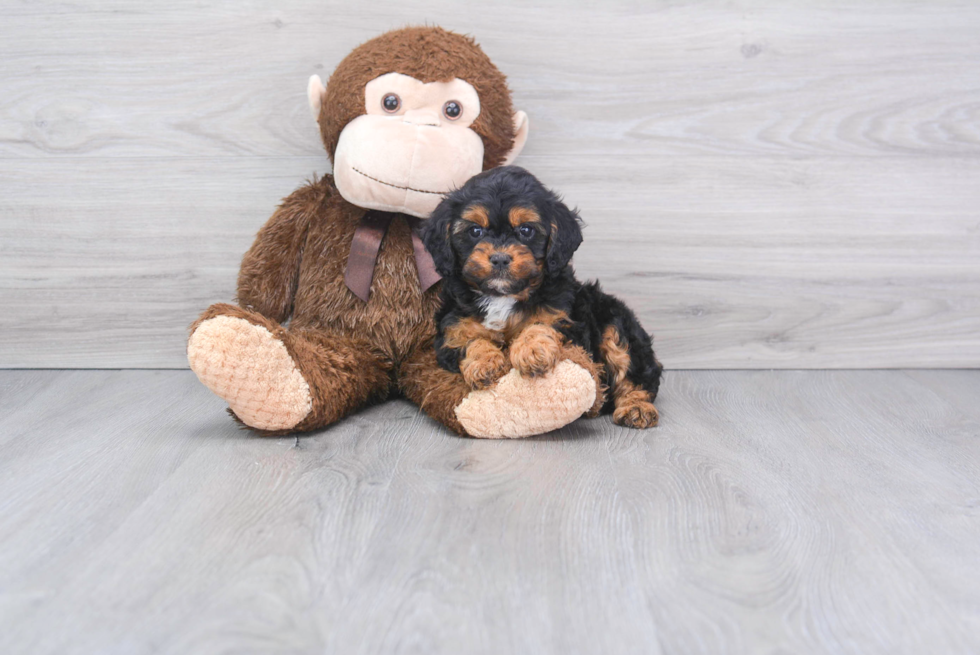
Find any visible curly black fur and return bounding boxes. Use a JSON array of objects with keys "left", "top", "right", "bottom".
[{"left": 422, "top": 166, "right": 662, "bottom": 415}]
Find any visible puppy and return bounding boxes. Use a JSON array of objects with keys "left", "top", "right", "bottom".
[{"left": 422, "top": 166, "right": 662, "bottom": 429}]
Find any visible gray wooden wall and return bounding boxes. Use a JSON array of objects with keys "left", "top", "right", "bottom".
[{"left": 2, "top": 1, "right": 979, "bottom": 369}]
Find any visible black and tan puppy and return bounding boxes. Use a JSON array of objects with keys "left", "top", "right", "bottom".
[{"left": 422, "top": 166, "right": 662, "bottom": 428}]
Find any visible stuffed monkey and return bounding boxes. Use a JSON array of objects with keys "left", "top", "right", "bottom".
[{"left": 187, "top": 27, "right": 603, "bottom": 438}]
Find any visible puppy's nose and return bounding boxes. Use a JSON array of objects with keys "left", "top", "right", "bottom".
[{"left": 490, "top": 253, "right": 512, "bottom": 269}]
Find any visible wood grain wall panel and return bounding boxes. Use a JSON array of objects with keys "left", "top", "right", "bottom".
[
  {"left": 3, "top": 2, "right": 979, "bottom": 160},
  {"left": 1, "top": 1, "right": 978, "bottom": 367}
]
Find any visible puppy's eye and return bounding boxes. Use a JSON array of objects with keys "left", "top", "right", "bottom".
[
  {"left": 468, "top": 225, "right": 484, "bottom": 238},
  {"left": 382, "top": 94, "right": 400, "bottom": 113},
  {"left": 443, "top": 101, "right": 462, "bottom": 120},
  {"left": 518, "top": 224, "right": 535, "bottom": 238}
]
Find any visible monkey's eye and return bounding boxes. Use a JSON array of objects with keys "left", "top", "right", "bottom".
[
  {"left": 443, "top": 100, "right": 462, "bottom": 120},
  {"left": 518, "top": 224, "right": 535, "bottom": 239},
  {"left": 382, "top": 94, "right": 401, "bottom": 113},
  {"left": 467, "top": 225, "right": 484, "bottom": 239}
]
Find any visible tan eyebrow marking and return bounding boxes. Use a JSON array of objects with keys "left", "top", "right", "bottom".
[
  {"left": 461, "top": 205, "right": 490, "bottom": 228},
  {"left": 508, "top": 206, "right": 540, "bottom": 227}
]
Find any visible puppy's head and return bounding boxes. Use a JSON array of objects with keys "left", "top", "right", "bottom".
[{"left": 423, "top": 166, "right": 583, "bottom": 300}]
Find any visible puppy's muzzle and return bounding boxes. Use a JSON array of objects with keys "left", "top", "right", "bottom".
[{"left": 463, "top": 243, "right": 541, "bottom": 297}]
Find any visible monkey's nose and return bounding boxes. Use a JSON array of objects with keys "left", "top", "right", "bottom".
[
  {"left": 490, "top": 253, "right": 512, "bottom": 269},
  {"left": 402, "top": 109, "right": 440, "bottom": 127}
]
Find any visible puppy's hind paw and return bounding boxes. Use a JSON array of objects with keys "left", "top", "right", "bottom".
[{"left": 613, "top": 399, "right": 659, "bottom": 429}]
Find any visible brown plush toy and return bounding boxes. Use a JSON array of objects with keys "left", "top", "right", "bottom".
[{"left": 187, "top": 26, "right": 604, "bottom": 438}]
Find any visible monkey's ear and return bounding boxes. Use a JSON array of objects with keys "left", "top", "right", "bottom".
[
  {"left": 307, "top": 75, "right": 327, "bottom": 123},
  {"left": 421, "top": 199, "right": 459, "bottom": 278},
  {"left": 501, "top": 111, "right": 529, "bottom": 166},
  {"left": 545, "top": 198, "right": 583, "bottom": 274}
]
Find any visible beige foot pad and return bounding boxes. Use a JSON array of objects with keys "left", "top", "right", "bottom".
[
  {"left": 187, "top": 316, "right": 312, "bottom": 431},
  {"left": 455, "top": 360, "right": 597, "bottom": 439}
]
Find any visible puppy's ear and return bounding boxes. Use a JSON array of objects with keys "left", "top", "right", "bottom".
[
  {"left": 545, "top": 198, "right": 583, "bottom": 274},
  {"left": 422, "top": 198, "right": 458, "bottom": 277}
]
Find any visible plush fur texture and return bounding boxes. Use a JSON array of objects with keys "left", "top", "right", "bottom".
[
  {"left": 423, "top": 166, "right": 663, "bottom": 428},
  {"left": 319, "top": 26, "right": 517, "bottom": 171},
  {"left": 186, "top": 27, "right": 601, "bottom": 437}
]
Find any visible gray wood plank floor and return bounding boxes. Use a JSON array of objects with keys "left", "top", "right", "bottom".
[{"left": 2, "top": 370, "right": 978, "bottom": 654}]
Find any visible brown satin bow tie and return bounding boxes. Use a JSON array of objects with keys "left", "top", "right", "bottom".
[{"left": 344, "top": 210, "right": 442, "bottom": 302}]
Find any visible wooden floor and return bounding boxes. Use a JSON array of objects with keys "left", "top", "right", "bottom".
[{"left": 2, "top": 370, "right": 978, "bottom": 654}]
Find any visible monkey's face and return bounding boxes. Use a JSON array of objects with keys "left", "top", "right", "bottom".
[
  {"left": 451, "top": 204, "right": 547, "bottom": 300},
  {"left": 308, "top": 27, "right": 530, "bottom": 216},
  {"left": 332, "top": 73, "right": 487, "bottom": 218}
]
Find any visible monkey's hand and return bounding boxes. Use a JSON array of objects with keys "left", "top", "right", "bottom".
[
  {"left": 460, "top": 339, "right": 511, "bottom": 390},
  {"left": 509, "top": 324, "right": 563, "bottom": 378}
]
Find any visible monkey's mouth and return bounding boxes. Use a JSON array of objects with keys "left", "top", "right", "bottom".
[{"left": 351, "top": 167, "right": 447, "bottom": 196}]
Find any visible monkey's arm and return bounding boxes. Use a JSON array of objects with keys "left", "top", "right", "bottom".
[{"left": 236, "top": 180, "right": 328, "bottom": 323}]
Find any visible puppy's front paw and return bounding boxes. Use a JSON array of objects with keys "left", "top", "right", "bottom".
[
  {"left": 510, "top": 325, "right": 563, "bottom": 378},
  {"left": 461, "top": 340, "right": 510, "bottom": 390}
]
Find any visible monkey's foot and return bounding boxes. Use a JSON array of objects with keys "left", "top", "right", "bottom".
[
  {"left": 454, "top": 360, "right": 597, "bottom": 438},
  {"left": 188, "top": 315, "right": 312, "bottom": 431}
]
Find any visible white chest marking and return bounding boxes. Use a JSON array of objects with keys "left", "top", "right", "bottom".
[{"left": 479, "top": 296, "right": 517, "bottom": 330}]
